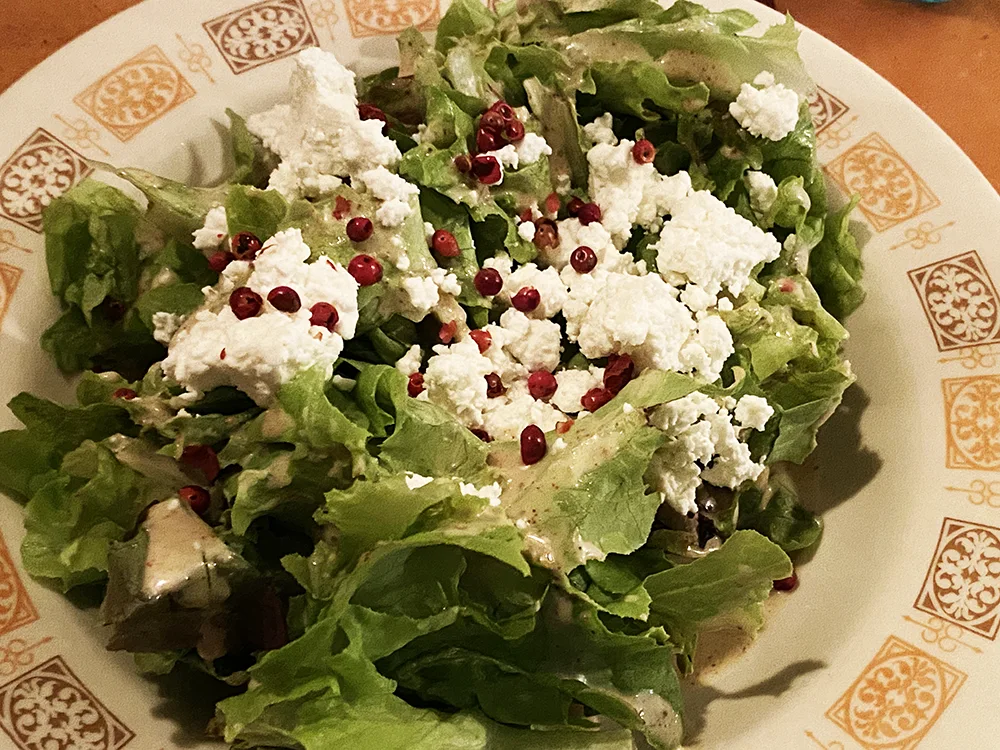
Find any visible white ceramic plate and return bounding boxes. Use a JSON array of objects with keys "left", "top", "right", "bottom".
[{"left": 0, "top": 1, "right": 998, "bottom": 748}]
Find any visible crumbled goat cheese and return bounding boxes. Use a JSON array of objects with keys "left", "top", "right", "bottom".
[
  {"left": 482, "top": 381, "right": 565, "bottom": 441},
  {"left": 545, "top": 217, "right": 619, "bottom": 271},
  {"left": 734, "top": 395, "right": 774, "bottom": 431},
  {"left": 395, "top": 344, "right": 423, "bottom": 375},
  {"left": 497, "top": 309, "right": 562, "bottom": 372},
  {"left": 745, "top": 171, "right": 778, "bottom": 215},
  {"left": 423, "top": 337, "right": 494, "bottom": 427},
  {"left": 405, "top": 473, "right": 434, "bottom": 489},
  {"left": 246, "top": 48, "right": 401, "bottom": 199},
  {"left": 192, "top": 206, "right": 228, "bottom": 251},
  {"left": 356, "top": 167, "right": 419, "bottom": 227},
  {"left": 568, "top": 272, "right": 733, "bottom": 382},
  {"left": 552, "top": 367, "right": 604, "bottom": 414},
  {"left": 424, "top": 221, "right": 435, "bottom": 241},
  {"left": 654, "top": 188, "right": 782, "bottom": 300},
  {"left": 460, "top": 482, "right": 503, "bottom": 506},
  {"left": 517, "top": 220, "right": 537, "bottom": 243},
  {"left": 729, "top": 71, "right": 800, "bottom": 142},
  {"left": 500, "top": 263, "right": 568, "bottom": 319},
  {"left": 516, "top": 133, "right": 552, "bottom": 165},
  {"left": 646, "top": 392, "right": 764, "bottom": 516},
  {"left": 583, "top": 113, "right": 617, "bottom": 146},
  {"left": 161, "top": 228, "right": 358, "bottom": 405},
  {"left": 152, "top": 312, "right": 183, "bottom": 344},
  {"left": 588, "top": 142, "right": 692, "bottom": 244},
  {"left": 399, "top": 269, "right": 462, "bottom": 321}
]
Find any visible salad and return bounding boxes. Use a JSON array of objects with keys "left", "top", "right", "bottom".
[{"left": 0, "top": 0, "right": 864, "bottom": 748}]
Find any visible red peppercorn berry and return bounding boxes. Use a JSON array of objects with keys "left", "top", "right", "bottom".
[
  {"left": 520, "top": 424, "right": 547, "bottom": 465},
  {"left": 454, "top": 154, "right": 472, "bottom": 173},
  {"left": 489, "top": 101, "right": 517, "bottom": 122},
  {"left": 570, "top": 246, "right": 598, "bottom": 274},
  {"left": 632, "top": 138, "right": 656, "bottom": 164},
  {"left": 773, "top": 572, "right": 798, "bottom": 592},
  {"left": 309, "top": 302, "right": 339, "bottom": 331},
  {"left": 179, "top": 485, "right": 211, "bottom": 516},
  {"left": 474, "top": 268, "right": 503, "bottom": 296},
  {"left": 581, "top": 386, "right": 614, "bottom": 412},
  {"left": 577, "top": 202, "right": 602, "bottom": 226},
  {"left": 208, "top": 251, "right": 234, "bottom": 273},
  {"left": 231, "top": 231, "right": 262, "bottom": 261},
  {"left": 470, "top": 428, "right": 493, "bottom": 443},
  {"left": 504, "top": 119, "right": 525, "bottom": 143},
  {"left": 603, "top": 353, "right": 635, "bottom": 394},
  {"left": 407, "top": 372, "right": 425, "bottom": 397},
  {"left": 230, "top": 287, "right": 263, "bottom": 320},
  {"left": 476, "top": 128, "right": 500, "bottom": 153},
  {"left": 471, "top": 154, "right": 502, "bottom": 185},
  {"left": 267, "top": 285, "right": 301, "bottom": 313},
  {"left": 527, "top": 371, "right": 558, "bottom": 402},
  {"left": 333, "top": 195, "right": 352, "bottom": 220},
  {"left": 556, "top": 419, "right": 574, "bottom": 434},
  {"left": 432, "top": 229, "right": 460, "bottom": 257},
  {"left": 439, "top": 320, "right": 457, "bottom": 344},
  {"left": 511, "top": 286, "right": 540, "bottom": 313},
  {"left": 469, "top": 329, "right": 492, "bottom": 353},
  {"left": 533, "top": 222, "right": 559, "bottom": 250},
  {"left": 567, "top": 197, "right": 585, "bottom": 217},
  {"left": 348, "top": 254, "right": 383, "bottom": 286},
  {"left": 480, "top": 110, "right": 506, "bottom": 133},
  {"left": 113, "top": 388, "right": 137, "bottom": 401},
  {"left": 485, "top": 373, "right": 506, "bottom": 398},
  {"left": 180, "top": 444, "right": 220, "bottom": 483},
  {"left": 346, "top": 216, "right": 374, "bottom": 242},
  {"left": 544, "top": 192, "right": 561, "bottom": 216},
  {"left": 358, "top": 103, "right": 388, "bottom": 134}
]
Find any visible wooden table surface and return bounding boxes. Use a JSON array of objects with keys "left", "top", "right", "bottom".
[{"left": 2, "top": 0, "right": 998, "bottom": 190}]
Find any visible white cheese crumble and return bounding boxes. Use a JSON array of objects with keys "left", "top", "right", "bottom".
[
  {"left": 356, "top": 167, "right": 419, "bottom": 227},
  {"left": 460, "top": 482, "right": 503, "bottom": 506},
  {"left": 246, "top": 48, "right": 401, "bottom": 200},
  {"left": 729, "top": 71, "right": 800, "bottom": 142},
  {"left": 734, "top": 395, "right": 774, "bottom": 431},
  {"left": 567, "top": 272, "right": 733, "bottom": 382},
  {"left": 161, "top": 228, "right": 359, "bottom": 405},
  {"left": 653, "top": 188, "right": 782, "bottom": 301},
  {"left": 545, "top": 217, "right": 618, "bottom": 271},
  {"left": 517, "top": 220, "right": 537, "bottom": 243},
  {"left": 152, "top": 312, "right": 183, "bottom": 344},
  {"left": 552, "top": 367, "right": 604, "bottom": 414},
  {"left": 646, "top": 392, "right": 765, "bottom": 516},
  {"left": 395, "top": 344, "right": 422, "bottom": 375},
  {"left": 588, "top": 141, "right": 692, "bottom": 245},
  {"left": 500, "top": 263, "right": 568, "bottom": 320},
  {"left": 484, "top": 144, "right": 520, "bottom": 170},
  {"left": 497, "top": 309, "right": 562, "bottom": 373},
  {"left": 399, "top": 268, "right": 462, "bottom": 322},
  {"left": 423, "top": 337, "right": 495, "bottom": 428},
  {"left": 583, "top": 113, "right": 617, "bottom": 146},
  {"left": 482, "top": 381, "right": 564, "bottom": 441},
  {"left": 516, "top": 133, "right": 552, "bottom": 165},
  {"left": 745, "top": 171, "right": 778, "bottom": 216},
  {"left": 192, "top": 205, "right": 228, "bottom": 251},
  {"left": 405, "top": 472, "right": 434, "bottom": 489}
]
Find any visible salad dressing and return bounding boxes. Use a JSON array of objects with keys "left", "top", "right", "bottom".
[{"left": 141, "top": 498, "right": 235, "bottom": 607}]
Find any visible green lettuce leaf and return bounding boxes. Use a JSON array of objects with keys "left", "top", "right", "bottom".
[
  {"left": 809, "top": 197, "right": 865, "bottom": 320},
  {"left": 226, "top": 108, "right": 277, "bottom": 187}
]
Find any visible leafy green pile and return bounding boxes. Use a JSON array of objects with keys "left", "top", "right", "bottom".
[{"left": 0, "top": 1, "right": 864, "bottom": 748}]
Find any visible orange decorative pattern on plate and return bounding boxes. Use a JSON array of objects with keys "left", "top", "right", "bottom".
[
  {"left": 824, "top": 132, "right": 941, "bottom": 232},
  {"left": 0, "top": 656, "right": 135, "bottom": 750},
  {"left": 825, "top": 635, "right": 965, "bottom": 750},
  {"left": 0, "top": 530, "right": 37, "bottom": 638},
  {"left": 74, "top": 46, "right": 196, "bottom": 142},
  {"left": 808, "top": 86, "right": 848, "bottom": 134},
  {"left": 0, "top": 129, "right": 92, "bottom": 233},
  {"left": 909, "top": 251, "right": 1000, "bottom": 352},
  {"left": 0, "top": 637, "right": 52, "bottom": 679},
  {"left": 204, "top": 0, "right": 319, "bottom": 75},
  {"left": 942, "top": 375, "right": 1000, "bottom": 471},
  {"left": 343, "top": 0, "right": 440, "bottom": 37},
  {"left": 915, "top": 517, "right": 1000, "bottom": 640}
]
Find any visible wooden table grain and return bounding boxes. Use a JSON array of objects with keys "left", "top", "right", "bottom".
[{"left": 1, "top": 0, "right": 997, "bottom": 189}]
